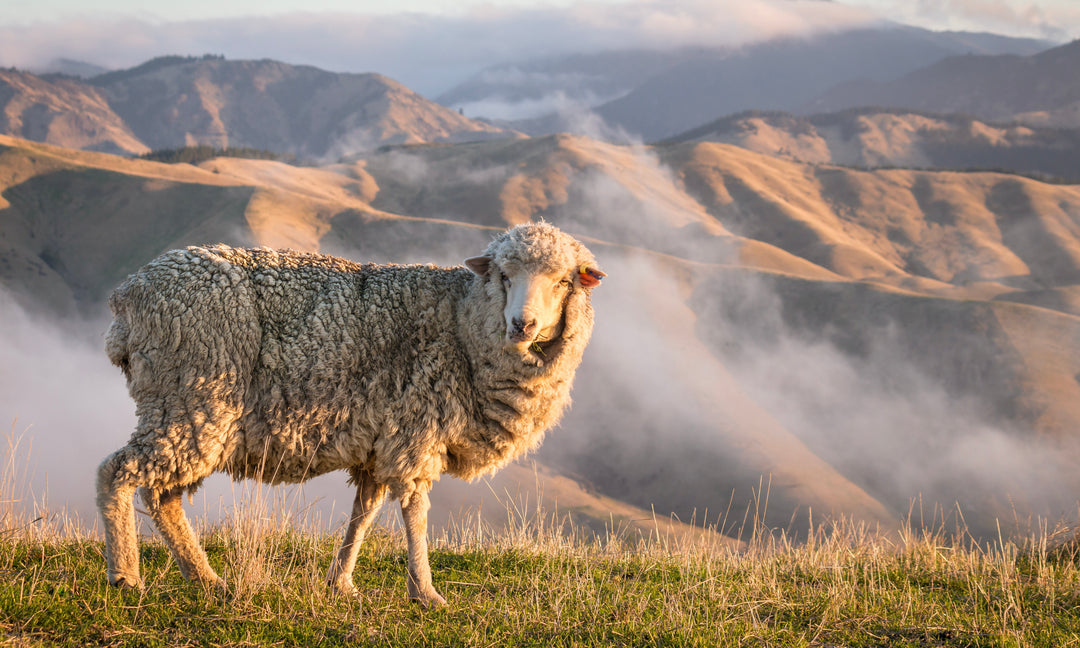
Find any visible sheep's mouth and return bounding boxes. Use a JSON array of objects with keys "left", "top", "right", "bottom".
[
  {"left": 503, "top": 313, "right": 567, "bottom": 365},
  {"left": 504, "top": 334, "right": 563, "bottom": 363},
  {"left": 506, "top": 330, "right": 533, "bottom": 344},
  {"left": 527, "top": 335, "right": 565, "bottom": 362},
  {"left": 523, "top": 312, "right": 567, "bottom": 364}
]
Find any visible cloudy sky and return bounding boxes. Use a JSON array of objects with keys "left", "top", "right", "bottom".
[{"left": 0, "top": 0, "right": 1076, "bottom": 96}]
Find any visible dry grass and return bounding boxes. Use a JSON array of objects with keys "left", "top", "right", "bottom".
[{"left": 2, "top": 426, "right": 1079, "bottom": 647}]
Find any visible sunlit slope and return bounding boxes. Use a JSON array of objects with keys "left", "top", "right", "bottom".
[
  {"left": 0, "top": 136, "right": 256, "bottom": 315},
  {"left": 94, "top": 58, "right": 515, "bottom": 157},
  {"left": 0, "top": 135, "right": 487, "bottom": 314},
  {"left": 0, "top": 70, "right": 149, "bottom": 157},
  {"left": 0, "top": 58, "right": 517, "bottom": 159},
  {"left": 354, "top": 135, "right": 732, "bottom": 259},
  {"left": 666, "top": 142, "right": 1080, "bottom": 307},
  {"left": 667, "top": 109, "right": 1080, "bottom": 182}
]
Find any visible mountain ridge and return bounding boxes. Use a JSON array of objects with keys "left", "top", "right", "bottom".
[
  {"left": 444, "top": 26, "right": 1056, "bottom": 141},
  {"left": 663, "top": 107, "right": 1080, "bottom": 182},
  {"left": 805, "top": 39, "right": 1080, "bottom": 127},
  {"left": 0, "top": 57, "right": 518, "bottom": 161}
]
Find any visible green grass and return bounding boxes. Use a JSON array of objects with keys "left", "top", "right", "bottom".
[
  {"left": 2, "top": 512, "right": 1080, "bottom": 647},
  {"left": 3, "top": 426, "right": 1080, "bottom": 647}
]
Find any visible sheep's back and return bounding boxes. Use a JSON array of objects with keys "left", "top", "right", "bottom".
[
  {"left": 216, "top": 248, "right": 474, "bottom": 484},
  {"left": 106, "top": 246, "right": 262, "bottom": 478},
  {"left": 110, "top": 243, "right": 478, "bottom": 487}
]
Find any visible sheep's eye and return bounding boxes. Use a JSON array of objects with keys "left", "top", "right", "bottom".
[
  {"left": 558, "top": 279, "right": 572, "bottom": 289},
  {"left": 501, "top": 274, "right": 511, "bottom": 287}
]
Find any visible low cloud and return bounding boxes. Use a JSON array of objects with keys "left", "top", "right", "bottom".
[
  {"left": 455, "top": 90, "right": 624, "bottom": 123},
  {"left": 857, "top": 0, "right": 1080, "bottom": 41},
  {"left": 0, "top": 1, "right": 878, "bottom": 97},
  {"left": 700, "top": 273, "right": 1079, "bottom": 537}
]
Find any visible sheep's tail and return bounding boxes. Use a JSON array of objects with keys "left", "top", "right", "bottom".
[{"left": 104, "top": 282, "right": 133, "bottom": 377}]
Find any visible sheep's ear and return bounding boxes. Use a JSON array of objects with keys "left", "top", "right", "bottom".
[
  {"left": 465, "top": 255, "right": 493, "bottom": 276},
  {"left": 578, "top": 265, "right": 606, "bottom": 288}
]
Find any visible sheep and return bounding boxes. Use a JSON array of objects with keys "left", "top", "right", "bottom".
[{"left": 96, "top": 221, "right": 605, "bottom": 605}]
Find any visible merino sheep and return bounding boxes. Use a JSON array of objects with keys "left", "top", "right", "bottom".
[{"left": 96, "top": 222, "right": 604, "bottom": 605}]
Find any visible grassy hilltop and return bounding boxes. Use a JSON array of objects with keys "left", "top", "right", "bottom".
[
  {"left": 1, "top": 426, "right": 1079, "bottom": 648},
  {"left": 4, "top": 508, "right": 1080, "bottom": 646}
]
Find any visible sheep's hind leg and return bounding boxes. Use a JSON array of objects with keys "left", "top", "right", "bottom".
[
  {"left": 401, "top": 485, "right": 446, "bottom": 607},
  {"left": 139, "top": 486, "right": 224, "bottom": 589},
  {"left": 326, "top": 470, "right": 388, "bottom": 596},
  {"left": 96, "top": 449, "right": 143, "bottom": 589}
]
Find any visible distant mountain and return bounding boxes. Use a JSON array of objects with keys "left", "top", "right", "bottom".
[
  {"left": 438, "top": 26, "right": 1054, "bottom": 141},
  {"left": 91, "top": 56, "right": 516, "bottom": 159},
  {"left": 0, "top": 69, "right": 148, "bottom": 156},
  {"left": 0, "top": 56, "right": 517, "bottom": 160},
  {"left": 598, "top": 28, "right": 1056, "bottom": 142},
  {"left": 806, "top": 39, "right": 1080, "bottom": 128},
  {"left": 665, "top": 108, "right": 1080, "bottom": 181},
  {"left": 5, "top": 134, "right": 1080, "bottom": 539}
]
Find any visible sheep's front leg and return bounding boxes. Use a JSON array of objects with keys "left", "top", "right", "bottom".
[
  {"left": 400, "top": 486, "right": 446, "bottom": 606},
  {"left": 326, "top": 470, "right": 387, "bottom": 596},
  {"left": 139, "top": 486, "right": 224, "bottom": 588}
]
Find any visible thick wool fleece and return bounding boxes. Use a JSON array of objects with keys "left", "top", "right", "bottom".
[{"left": 97, "top": 222, "right": 599, "bottom": 591}]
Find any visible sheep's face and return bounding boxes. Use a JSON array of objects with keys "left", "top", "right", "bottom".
[
  {"left": 498, "top": 264, "right": 574, "bottom": 347},
  {"left": 465, "top": 256, "right": 574, "bottom": 346},
  {"left": 466, "top": 222, "right": 604, "bottom": 361}
]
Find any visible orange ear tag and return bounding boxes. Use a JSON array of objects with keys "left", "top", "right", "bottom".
[{"left": 579, "top": 265, "right": 605, "bottom": 288}]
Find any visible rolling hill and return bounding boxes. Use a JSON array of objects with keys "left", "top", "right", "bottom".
[
  {"left": 0, "top": 57, "right": 516, "bottom": 161},
  {"left": 664, "top": 108, "right": 1080, "bottom": 181},
  {"left": 0, "top": 69, "right": 148, "bottom": 156},
  {"left": 3, "top": 132, "right": 1080, "bottom": 540}
]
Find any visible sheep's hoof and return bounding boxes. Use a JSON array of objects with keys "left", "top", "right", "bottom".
[
  {"left": 189, "top": 572, "right": 227, "bottom": 593},
  {"left": 327, "top": 579, "right": 359, "bottom": 598},
  {"left": 409, "top": 589, "right": 447, "bottom": 608},
  {"left": 108, "top": 573, "right": 144, "bottom": 590}
]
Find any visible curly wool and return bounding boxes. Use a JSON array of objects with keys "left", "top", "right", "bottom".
[{"left": 101, "top": 221, "right": 599, "bottom": 504}]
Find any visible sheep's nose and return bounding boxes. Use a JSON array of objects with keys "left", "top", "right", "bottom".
[{"left": 510, "top": 316, "right": 537, "bottom": 341}]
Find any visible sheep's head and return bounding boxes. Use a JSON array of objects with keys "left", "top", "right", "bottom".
[{"left": 466, "top": 223, "right": 604, "bottom": 362}]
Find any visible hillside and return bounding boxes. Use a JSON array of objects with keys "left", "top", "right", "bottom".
[
  {"left": 3, "top": 133, "right": 1080, "bottom": 540},
  {"left": 0, "top": 69, "right": 148, "bottom": 156},
  {"left": 0, "top": 57, "right": 517, "bottom": 161},
  {"left": 807, "top": 39, "right": 1080, "bottom": 128},
  {"left": 665, "top": 108, "right": 1080, "bottom": 181}
]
